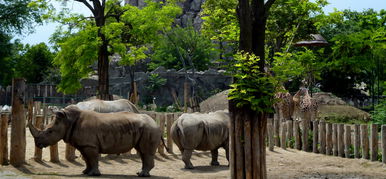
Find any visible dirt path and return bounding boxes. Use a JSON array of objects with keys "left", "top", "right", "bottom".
[{"left": 1, "top": 130, "right": 386, "bottom": 178}]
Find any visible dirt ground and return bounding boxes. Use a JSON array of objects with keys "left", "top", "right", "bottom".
[{"left": 1, "top": 130, "right": 386, "bottom": 179}]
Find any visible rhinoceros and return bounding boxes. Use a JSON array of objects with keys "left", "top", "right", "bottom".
[
  {"left": 171, "top": 111, "right": 230, "bottom": 169},
  {"left": 28, "top": 105, "right": 161, "bottom": 177},
  {"left": 75, "top": 99, "right": 139, "bottom": 113}
]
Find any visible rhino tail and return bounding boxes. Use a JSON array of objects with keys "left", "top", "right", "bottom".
[{"left": 161, "top": 136, "right": 170, "bottom": 153}]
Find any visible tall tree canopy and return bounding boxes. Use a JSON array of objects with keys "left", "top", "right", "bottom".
[
  {"left": 0, "top": 0, "right": 49, "bottom": 86},
  {"left": 52, "top": 0, "right": 180, "bottom": 96}
]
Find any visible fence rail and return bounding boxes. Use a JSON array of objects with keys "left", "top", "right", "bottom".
[
  {"left": 0, "top": 102, "right": 182, "bottom": 164},
  {"left": 267, "top": 116, "right": 386, "bottom": 164}
]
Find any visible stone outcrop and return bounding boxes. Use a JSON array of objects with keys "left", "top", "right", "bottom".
[{"left": 126, "top": 0, "right": 205, "bottom": 30}]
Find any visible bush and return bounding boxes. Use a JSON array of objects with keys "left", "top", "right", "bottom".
[{"left": 372, "top": 100, "right": 386, "bottom": 125}]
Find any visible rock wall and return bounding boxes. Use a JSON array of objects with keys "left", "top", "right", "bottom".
[
  {"left": 81, "top": 65, "right": 231, "bottom": 107},
  {"left": 126, "top": 0, "right": 205, "bottom": 30}
]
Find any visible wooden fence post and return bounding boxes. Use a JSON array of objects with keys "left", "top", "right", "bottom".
[
  {"left": 354, "top": 124, "right": 360, "bottom": 158},
  {"left": 326, "top": 123, "right": 333, "bottom": 155},
  {"left": 10, "top": 78, "right": 26, "bottom": 167},
  {"left": 267, "top": 120, "right": 274, "bottom": 151},
  {"left": 274, "top": 114, "right": 280, "bottom": 147},
  {"left": 382, "top": 125, "right": 386, "bottom": 164},
  {"left": 0, "top": 113, "right": 9, "bottom": 165},
  {"left": 332, "top": 124, "right": 338, "bottom": 156},
  {"left": 65, "top": 144, "right": 76, "bottom": 161},
  {"left": 344, "top": 125, "right": 351, "bottom": 158},
  {"left": 157, "top": 113, "right": 165, "bottom": 155},
  {"left": 33, "top": 115, "right": 44, "bottom": 162},
  {"left": 294, "top": 121, "right": 301, "bottom": 150},
  {"left": 166, "top": 113, "right": 174, "bottom": 153},
  {"left": 287, "top": 120, "right": 293, "bottom": 148},
  {"left": 361, "top": 124, "right": 369, "bottom": 160},
  {"left": 302, "top": 120, "right": 309, "bottom": 152},
  {"left": 338, "top": 124, "right": 344, "bottom": 157},
  {"left": 49, "top": 115, "right": 59, "bottom": 163},
  {"left": 370, "top": 124, "right": 378, "bottom": 161},
  {"left": 313, "top": 121, "right": 319, "bottom": 153},
  {"left": 280, "top": 122, "right": 287, "bottom": 150},
  {"left": 319, "top": 121, "right": 326, "bottom": 154}
]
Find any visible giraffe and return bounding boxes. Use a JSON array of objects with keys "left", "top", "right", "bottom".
[
  {"left": 292, "top": 87, "right": 318, "bottom": 151},
  {"left": 273, "top": 86, "right": 294, "bottom": 122},
  {"left": 292, "top": 87, "right": 318, "bottom": 122}
]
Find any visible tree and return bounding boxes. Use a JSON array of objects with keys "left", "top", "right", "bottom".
[
  {"left": 151, "top": 25, "right": 217, "bottom": 71},
  {"left": 201, "top": 0, "right": 239, "bottom": 60},
  {"left": 53, "top": 0, "right": 180, "bottom": 100},
  {"left": 0, "top": 0, "right": 48, "bottom": 86},
  {"left": 318, "top": 9, "right": 386, "bottom": 107},
  {"left": 0, "top": 0, "right": 47, "bottom": 34},
  {"left": 228, "top": 0, "right": 276, "bottom": 178},
  {"left": 14, "top": 43, "right": 55, "bottom": 83}
]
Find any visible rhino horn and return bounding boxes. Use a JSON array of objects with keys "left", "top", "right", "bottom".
[{"left": 28, "top": 119, "right": 41, "bottom": 138}]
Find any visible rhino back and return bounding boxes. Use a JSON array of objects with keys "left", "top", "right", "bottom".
[{"left": 175, "top": 112, "right": 229, "bottom": 151}]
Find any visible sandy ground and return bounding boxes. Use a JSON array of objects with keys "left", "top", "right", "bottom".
[{"left": 1, "top": 129, "right": 386, "bottom": 179}]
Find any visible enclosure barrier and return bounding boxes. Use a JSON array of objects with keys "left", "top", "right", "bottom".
[
  {"left": 267, "top": 117, "right": 386, "bottom": 164},
  {"left": 0, "top": 103, "right": 182, "bottom": 165}
]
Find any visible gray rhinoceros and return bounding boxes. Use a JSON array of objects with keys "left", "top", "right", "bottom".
[
  {"left": 28, "top": 105, "right": 160, "bottom": 177},
  {"left": 75, "top": 99, "right": 140, "bottom": 113},
  {"left": 171, "top": 111, "right": 230, "bottom": 169}
]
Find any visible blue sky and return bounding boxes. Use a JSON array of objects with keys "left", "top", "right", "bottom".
[{"left": 16, "top": 0, "right": 386, "bottom": 46}]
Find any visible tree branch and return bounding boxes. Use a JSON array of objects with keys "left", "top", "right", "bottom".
[
  {"left": 264, "top": 0, "right": 276, "bottom": 10},
  {"left": 263, "top": 0, "right": 276, "bottom": 18},
  {"left": 75, "top": 0, "right": 95, "bottom": 15}
]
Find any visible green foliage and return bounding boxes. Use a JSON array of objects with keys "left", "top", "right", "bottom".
[
  {"left": 372, "top": 100, "right": 386, "bottom": 125},
  {"left": 53, "top": 23, "right": 100, "bottom": 94},
  {"left": 201, "top": 0, "right": 238, "bottom": 58},
  {"left": 228, "top": 52, "right": 275, "bottom": 112},
  {"left": 0, "top": 32, "right": 18, "bottom": 86},
  {"left": 14, "top": 43, "right": 55, "bottom": 83},
  {"left": 267, "top": 0, "right": 327, "bottom": 53},
  {"left": 52, "top": 0, "right": 181, "bottom": 94},
  {"left": 145, "top": 73, "right": 167, "bottom": 93},
  {"left": 151, "top": 25, "right": 217, "bottom": 71},
  {"left": 319, "top": 9, "right": 386, "bottom": 97},
  {"left": 0, "top": 0, "right": 49, "bottom": 34}
]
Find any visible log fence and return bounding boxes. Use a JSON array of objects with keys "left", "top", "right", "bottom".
[
  {"left": 267, "top": 117, "right": 386, "bottom": 164},
  {"left": 0, "top": 100, "right": 183, "bottom": 165},
  {"left": 2, "top": 96, "right": 386, "bottom": 165}
]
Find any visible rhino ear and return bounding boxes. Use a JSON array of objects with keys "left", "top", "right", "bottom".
[{"left": 55, "top": 111, "right": 66, "bottom": 119}]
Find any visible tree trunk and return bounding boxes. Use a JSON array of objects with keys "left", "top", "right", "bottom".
[
  {"left": 95, "top": 6, "right": 111, "bottom": 101},
  {"left": 229, "top": 102, "right": 267, "bottom": 179},
  {"left": 232, "top": 0, "right": 275, "bottom": 178}
]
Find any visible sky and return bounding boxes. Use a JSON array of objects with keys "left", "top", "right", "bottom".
[{"left": 15, "top": 0, "right": 386, "bottom": 46}]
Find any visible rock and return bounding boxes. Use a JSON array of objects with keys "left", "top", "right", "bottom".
[{"left": 199, "top": 90, "right": 230, "bottom": 113}]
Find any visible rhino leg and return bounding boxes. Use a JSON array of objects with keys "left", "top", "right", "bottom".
[
  {"left": 182, "top": 149, "right": 194, "bottom": 169},
  {"left": 80, "top": 147, "right": 101, "bottom": 176},
  {"left": 210, "top": 149, "right": 220, "bottom": 166},
  {"left": 136, "top": 151, "right": 154, "bottom": 177}
]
